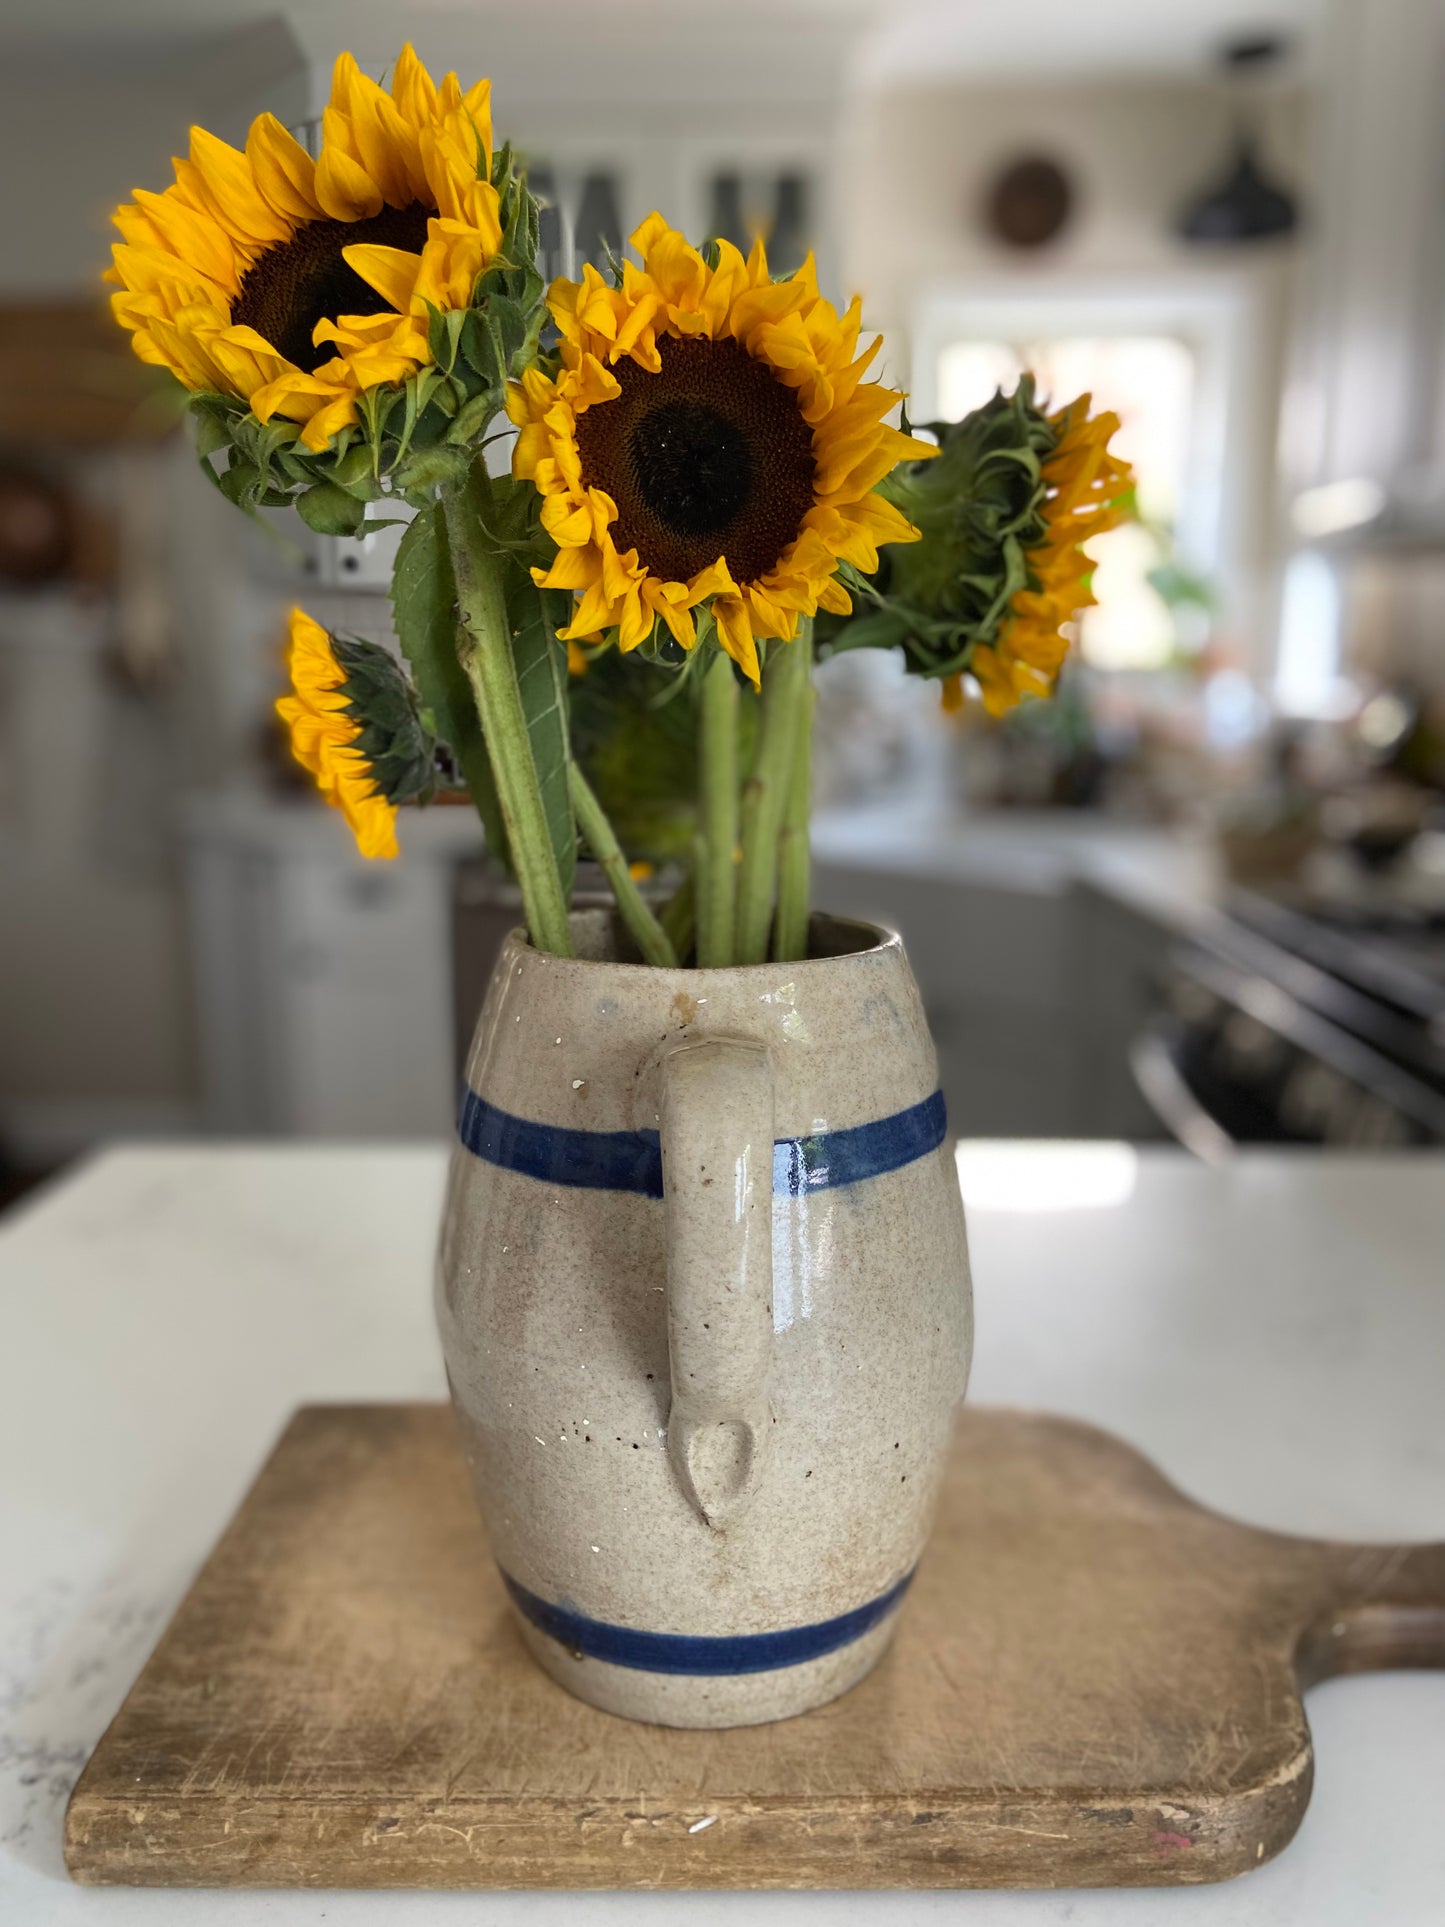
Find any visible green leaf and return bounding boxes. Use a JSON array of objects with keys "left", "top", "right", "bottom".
[
  {"left": 390, "top": 505, "right": 509, "bottom": 865},
  {"left": 823, "top": 609, "right": 911, "bottom": 655},
  {"left": 274, "top": 449, "right": 316, "bottom": 487},
  {"left": 295, "top": 482, "right": 366, "bottom": 536},
  {"left": 256, "top": 417, "right": 300, "bottom": 459},
  {"left": 391, "top": 366, "right": 443, "bottom": 472},
  {"left": 503, "top": 569, "right": 576, "bottom": 904},
  {"left": 512, "top": 292, "right": 548, "bottom": 378},
  {"left": 445, "top": 389, "right": 501, "bottom": 447},
  {"left": 196, "top": 452, "right": 225, "bottom": 497},
  {"left": 426, "top": 304, "right": 468, "bottom": 375},
  {"left": 392, "top": 444, "right": 472, "bottom": 495},
  {"left": 329, "top": 444, "right": 376, "bottom": 493},
  {"left": 217, "top": 458, "right": 262, "bottom": 509},
  {"left": 192, "top": 410, "right": 233, "bottom": 460},
  {"left": 463, "top": 471, "right": 551, "bottom": 573}
]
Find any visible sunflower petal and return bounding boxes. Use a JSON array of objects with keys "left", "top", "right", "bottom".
[
  {"left": 460, "top": 76, "right": 494, "bottom": 172},
  {"left": 534, "top": 546, "right": 599, "bottom": 592},
  {"left": 713, "top": 595, "right": 760, "bottom": 688},
  {"left": 132, "top": 187, "right": 239, "bottom": 296},
  {"left": 569, "top": 353, "right": 622, "bottom": 409},
  {"left": 688, "top": 556, "right": 739, "bottom": 601},
  {"left": 342, "top": 242, "right": 421, "bottom": 312},
  {"left": 246, "top": 114, "right": 322, "bottom": 223},
  {"left": 315, "top": 108, "right": 384, "bottom": 220},
  {"left": 330, "top": 52, "right": 418, "bottom": 209},
  {"left": 420, "top": 88, "right": 491, "bottom": 225},
  {"left": 816, "top": 574, "right": 852, "bottom": 616},
  {"left": 390, "top": 43, "right": 438, "bottom": 123},
  {"left": 563, "top": 576, "right": 624, "bottom": 638},
  {"left": 188, "top": 125, "right": 292, "bottom": 248},
  {"left": 299, "top": 392, "right": 360, "bottom": 450},
  {"left": 111, "top": 199, "right": 168, "bottom": 257},
  {"left": 412, "top": 215, "right": 496, "bottom": 308},
  {"left": 617, "top": 589, "right": 653, "bottom": 653},
  {"left": 541, "top": 495, "right": 596, "bottom": 547},
  {"left": 646, "top": 582, "right": 698, "bottom": 649},
  {"left": 630, "top": 212, "right": 672, "bottom": 258}
]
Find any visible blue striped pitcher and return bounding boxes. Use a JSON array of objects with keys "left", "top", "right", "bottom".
[{"left": 437, "top": 909, "right": 972, "bottom": 1727}]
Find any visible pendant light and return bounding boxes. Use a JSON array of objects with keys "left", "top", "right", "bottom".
[{"left": 1178, "top": 37, "right": 1299, "bottom": 244}]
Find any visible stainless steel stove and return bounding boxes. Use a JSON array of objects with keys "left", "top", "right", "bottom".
[{"left": 1132, "top": 889, "right": 1445, "bottom": 1153}]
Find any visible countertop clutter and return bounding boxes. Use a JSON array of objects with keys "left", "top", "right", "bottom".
[{"left": 3, "top": 1143, "right": 1444, "bottom": 1924}]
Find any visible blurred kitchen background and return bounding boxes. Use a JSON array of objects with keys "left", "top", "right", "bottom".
[{"left": 4, "top": 0, "right": 1445, "bottom": 1194}]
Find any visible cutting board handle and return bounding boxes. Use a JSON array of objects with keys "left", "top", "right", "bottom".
[{"left": 1299, "top": 1541, "right": 1445, "bottom": 1682}]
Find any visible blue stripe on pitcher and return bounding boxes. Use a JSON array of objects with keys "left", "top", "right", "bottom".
[
  {"left": 457, "top": 1087, "right": 947, "bottom": 1197},
  {"left": 501, "top": 1566, "right": 916, "bottom": 1675}
]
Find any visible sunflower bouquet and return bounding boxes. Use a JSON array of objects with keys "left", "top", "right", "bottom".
[{"left": 110, "top": 45, "right": 1132, "bottom": 970}]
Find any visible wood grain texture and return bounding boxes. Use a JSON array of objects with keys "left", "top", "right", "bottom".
[{"left": 64, "top": 1404, "right": 1445, "bottom": 1891}]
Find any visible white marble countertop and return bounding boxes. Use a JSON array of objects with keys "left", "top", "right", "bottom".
[{"left": 3, "top": 1143, "right": 1443, "bottom": 1924}]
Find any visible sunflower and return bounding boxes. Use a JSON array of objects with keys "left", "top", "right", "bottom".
[
  {"left": 819, "top": 378, "right": 1133, "bottom": 717},
  {"left": 108, "top": 46, "right": 501, "bottom": 451},
  {"left": 958, "top": 395, "right": 1132, "bottom": 716},
  {"left": 507, "top": 215, "right": 936, "bottom": 686},
  {"left": 276, "top": 609, "right": 407, "bottom": 858}
]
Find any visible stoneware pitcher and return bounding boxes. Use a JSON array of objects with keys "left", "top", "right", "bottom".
[{"left": 437, "top": 908, "right": 972, "bottom": 1727}]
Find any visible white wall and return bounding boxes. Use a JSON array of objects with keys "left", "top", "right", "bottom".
[
  {"left": 0, "top": 22, "right": 308, "bottom": 298},
  {"left": 840, "top": 77, "right": 1307, "bottom": 325}
]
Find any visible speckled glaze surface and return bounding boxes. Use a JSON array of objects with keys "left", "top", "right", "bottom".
[{"left": 436, "top": 909, "right": 972, "bottom": 1727}]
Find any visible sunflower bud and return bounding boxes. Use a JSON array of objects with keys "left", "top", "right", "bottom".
[
  {"left": 275, "top": 608, "right": 456, "bottom": 859},
  {"left": 330, "top": 633, "right": 452, "bottom": 810},
  {"left": 818, "top": 375, "right": 1133, "bottom": 715}
]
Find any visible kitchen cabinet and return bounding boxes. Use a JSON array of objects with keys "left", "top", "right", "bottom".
[
  {"left": 814, "top": 810, "right": 1220, "bottom": 1140},
  {"left": 184, "top": 795, "right": 482, "bottom": 1137}
]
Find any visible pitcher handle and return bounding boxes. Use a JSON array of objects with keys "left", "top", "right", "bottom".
[{"left": 659, "top": 1036, "right": 775, "bottom": 1530}]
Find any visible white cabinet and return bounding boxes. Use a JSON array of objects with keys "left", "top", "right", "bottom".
[
  {"left": 184, "top": 795, "right": 482, "bottom": 1137},
  {"left": 811, "top": 856, "right": 1084, "bottom": 1137}
]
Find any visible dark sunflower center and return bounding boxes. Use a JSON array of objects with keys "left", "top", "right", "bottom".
[
  {"left": 632, "top": 402, "right": 753, "bottom": 535},
  {"left": 573, "top": 334, "right": 816, "bottom": 585},
  {"left": 231, "top": 202, "right": 431, "bottom": 374}
]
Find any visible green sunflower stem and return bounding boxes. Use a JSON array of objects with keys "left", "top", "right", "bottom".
[
  {"left": 568, "top": 761, "right": 678, "bottom": 969},
  {"left": 697, "top": 644, "right": 740, "bottom": 967},
  {"left": 735, "top": 628, "right": 812, "bottom": 968},
  {"left": 660, "top": 859, "right": 698, "bottom": 967},
  {"left": 441, "top": 481, "right": 574, "bottom": 960},
  {"left": 773, "top": 659, "right": 815, "bottom": 963}
]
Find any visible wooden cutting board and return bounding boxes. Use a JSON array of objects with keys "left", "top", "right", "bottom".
[{"left": 64, "top": 1402, "right": 1444, "bottom": 1891}]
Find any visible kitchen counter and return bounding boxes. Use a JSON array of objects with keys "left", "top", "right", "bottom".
[
  {"left": 812, "top": 803, "right": 1225, "bottom": 933},
  {"left": 3, "top": 1143, "right": 1442, "bottom": 1923}
]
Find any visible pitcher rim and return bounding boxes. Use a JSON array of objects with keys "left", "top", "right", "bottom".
[{"left": 504, "top": 907, "right": 901, "bottom": 979}]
